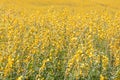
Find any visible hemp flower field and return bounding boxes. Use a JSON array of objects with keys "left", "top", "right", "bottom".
[{"left": 0, "top": 0, "right": 120, "bottom": 80}]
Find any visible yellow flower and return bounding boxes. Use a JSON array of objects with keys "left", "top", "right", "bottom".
[
  {"left": 100, "top": 74, "right": 104, "bottom": 80},
  {"left": 16, "top": 76, "right": 23, "bottom": 80}
]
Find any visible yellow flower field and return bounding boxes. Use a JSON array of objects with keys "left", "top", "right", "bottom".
[{"left": 0, "top": 0, "right": 120, "bottom": 80}]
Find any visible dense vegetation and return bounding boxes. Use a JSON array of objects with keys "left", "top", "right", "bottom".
[{"left": 0, "top": 0, "right": 120, "bottom": 80}]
